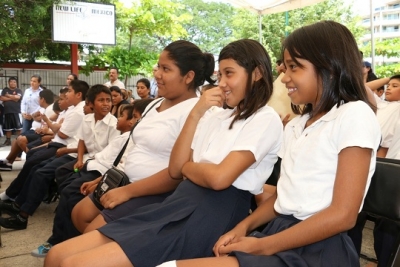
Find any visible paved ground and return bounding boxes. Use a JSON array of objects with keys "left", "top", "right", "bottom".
[{"left": 0, "top": 136, "right": 377, "bottom": 267}]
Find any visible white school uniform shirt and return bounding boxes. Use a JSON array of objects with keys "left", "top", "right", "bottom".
[
  {"left": 124, "top": 98, "right": 198, "bottom": 183},
  {"left": 386, "top": 119, "right": 400, "bottom": 159},
  {"left": 31, "top": 107, "right": 45, "bottom": 130},
  {"left": 191, "top": 105, "right": 283, "bottom": 195},
  {"left": 45, "top": 103, "right": 56, "bottom": 120},
  {"left": 56, "top": 110, "right": 67, "bottom": 123},
  {"left": 66, "top": 138, "right": 79, "bottom": 158},
  {"left": 274, "top": 101, "right": 381, "bottom": 221},
  {"left": 52, "top": 101, "right": 85, "bottom": 146},
  {"left": 20, "top": 87, "right": 43, "bottom": 115},
  {"left": 104, "top": 79, "right": 125, "bottom": 89},
  {"left": 375, "top": 94, "right": 400, "bottom": 148},
  {"left": 86, "top": 132, "right": 132, "bottom": 175},
  {"left": 30, "top": 105, "right": 55, "bottom": 130},
  {"left": 75, "top": 112, "right": 120, "bottom": 162}
]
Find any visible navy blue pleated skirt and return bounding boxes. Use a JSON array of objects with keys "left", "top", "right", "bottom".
[
  {"left": 99, "top": 179, "right": 252, "bottom": 267},
  {"left": 231, "top": 215, "right": 360, "bottom": 267}
]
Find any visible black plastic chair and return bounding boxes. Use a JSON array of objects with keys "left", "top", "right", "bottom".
[{"left": 362, "top": 158, "right": 400, "bottom": 267}]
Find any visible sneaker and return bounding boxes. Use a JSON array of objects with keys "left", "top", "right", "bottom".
[
  {"left": 31, "top": 242, "right": 53, "bottom": 257},
  {"left": 0, "top": 200, "right": 20, "bottom": 216},
  {"left": 0, "top": 214, "right": 27, "bottom": 230},
  {"left": 0, "top": 162, "right": 12, "bottom": 171}
]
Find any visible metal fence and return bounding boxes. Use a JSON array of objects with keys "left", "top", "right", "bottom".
[{"left": 0, "top": 68, "right": 148, "bottom": 99}]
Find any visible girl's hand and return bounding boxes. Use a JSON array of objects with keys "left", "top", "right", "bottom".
[
  {"left": 100, "top": 186, "right": 130, "bottom": 209},
  {"left": 218, "top": 236, "right": 267, "bottom": 256},
  {"left": 192, "top": 87, "right": 225, "bottom": 118},
  {"left": 80, "top": 178, "right": 100, "bottom": 195},
  {"left": 213, "top": 225, "right": 247, "bottom": 256}
]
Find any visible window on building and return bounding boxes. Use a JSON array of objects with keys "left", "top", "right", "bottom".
[{"left": 384, "top": 13, "right": 400, "bottom": 20}]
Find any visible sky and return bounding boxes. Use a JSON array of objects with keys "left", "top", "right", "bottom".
[{"left": 344, "top": 0, "right": 373, "bottom": 15}]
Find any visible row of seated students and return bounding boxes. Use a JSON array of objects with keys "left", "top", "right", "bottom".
[
  {"left": 0, "top": 88, "right": 65, "bottom": 172},
  {"left": 42, "top": 22, "right": 379, "bottom": 267},
  {"left": 0, "top": 82, "right": 153, "bottom": 233},
  {"left": 0, "top": 21, "right": 397, "bottom": 267}
]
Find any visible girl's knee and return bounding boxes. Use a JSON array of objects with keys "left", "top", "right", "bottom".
[
  {"left": 45, "top": 244, "right": 62, "bottom": 267},
  {"left": 59, "top": 256, "right": 77, "bottom": 267}
]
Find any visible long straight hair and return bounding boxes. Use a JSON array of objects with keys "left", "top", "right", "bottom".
[
  {"left": 219, "top": 39, "right": 274, "bottom": 129},
  {"left": 282, "top": 20, "right": 376, "bottom": 117}
]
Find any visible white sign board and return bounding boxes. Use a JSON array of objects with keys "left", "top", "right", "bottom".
[{"left": 52, "top": 1, "right": 116, "bottom": 45}]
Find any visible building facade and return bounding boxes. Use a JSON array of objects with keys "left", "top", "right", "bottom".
[{"left": 360, "top": 0, "right": 400, "bottom": 65}]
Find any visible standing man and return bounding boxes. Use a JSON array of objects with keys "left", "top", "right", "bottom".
[
  {"left": 1, "top": 77, "right": 23, "bottom": 146},
  {"left": 21, "top": 75, "right": 43, "bottom": 133},
  {"left": 149, "top": 64, "right": 158, "bottom": 98},
  {"left": 104, "top": 67, "right": 125, "bottom": 90}
]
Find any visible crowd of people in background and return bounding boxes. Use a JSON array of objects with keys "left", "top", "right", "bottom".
[
  {"left": 0, "top": 20, "right": 399, "bottom": 267},
  {"left": 0, "top": 67, "right": 157, "bottom": 147}
]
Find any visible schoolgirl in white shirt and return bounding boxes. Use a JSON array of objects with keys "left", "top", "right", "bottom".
[
  {"left": 44, "top": 39, "right": 283, "bottom": 267},
  {"left": 160, "top": 21, "right": 381, "bottom": 267}
]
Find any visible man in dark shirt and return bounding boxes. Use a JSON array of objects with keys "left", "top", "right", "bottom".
[{"left": 1, "top": 77, "right": 23, "bottom": 146}]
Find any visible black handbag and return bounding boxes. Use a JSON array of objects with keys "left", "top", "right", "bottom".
[{"left": 93, "top": 98, "right": 163, "bottom": 207}]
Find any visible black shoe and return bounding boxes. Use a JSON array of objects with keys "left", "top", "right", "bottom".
[
  {"left": 0, "top": 200, "right": 20, "bottom": 216},
  {"left": 0, "top": 162, "right": 12, "bottom": 171},
  {"left": 0, "top": 214, "right": 27, "bottom": 230}
]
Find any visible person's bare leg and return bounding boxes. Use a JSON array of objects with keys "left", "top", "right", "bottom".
[
  {"left": 84, "top": 214, "right": 107, "bottom": 233},
  {"left": 170, "top": 257, "right": 239, "bottom": 267},
  {"left": 71, "top": 196, "right": 102, "bottom": 233},
  {"left": 60, "top": 242, "right": 133, "bottom": 267},
  {"left": 5, "top": 139, "right": 23, "bottom": 163},
  {"left": 16, "top": 135, "right": 29, "bottom": 152},
  {"left": 44, "top": 230, "right": 116, "bottom": 267}
]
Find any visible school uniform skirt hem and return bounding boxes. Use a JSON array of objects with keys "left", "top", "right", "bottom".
[
  {"left": 98, "top": 180, "right": 252, "bottom": 267},
  {"left": 230, "top": 215, "right": 360, "bottom": 267}
]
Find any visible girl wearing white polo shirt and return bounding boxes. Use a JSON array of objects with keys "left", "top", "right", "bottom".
[
  {"left": 157, "top": 21, "right": 381, "bottom": 267},
  {"left": 45, "top": 39, "right": 283, "bottom": 267}
]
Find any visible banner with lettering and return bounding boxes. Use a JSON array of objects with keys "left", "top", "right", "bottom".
[{"left": 52, "top": 1, "right": 116, "bottom": 45}]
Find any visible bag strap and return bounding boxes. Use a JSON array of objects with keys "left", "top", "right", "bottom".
[{"left": 112, "top": 98, "right": 163, "bottom": 167}]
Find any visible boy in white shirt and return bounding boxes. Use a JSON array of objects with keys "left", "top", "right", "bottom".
[
  {"left": 0, "top": 84, "right": 119, "bottom": 230},
  {"left": 375, "top": 75, "right": 400, "bottom": 157},
  {"left": 0, "top": 80, "right": 88, "bottom": 210},
  {"left": 0, "top": 89, "right": 55, "bottom": 171},
  {"left": 32, "top": 101, "right": 151, "bottom": 257}
]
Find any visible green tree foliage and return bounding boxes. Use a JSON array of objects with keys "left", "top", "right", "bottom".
[
  {"left": 80, "top": 46, "right": 158, "bottom": 78},
  {"left": 232, "top": 0, "right": 364, "bottom": 63},
  {"left": 361, "top": 38, "right": 400, "bottom": 77},
  {"left": 0, "top": 0, "right": 112, "bottom": 63},
  {"left": 171, "top": 0, "right": 237, "bottom": 54}
]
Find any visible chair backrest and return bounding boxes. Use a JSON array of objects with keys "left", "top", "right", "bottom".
[{"left": 362, "top": 158, "right": 400, "bottom": 221}]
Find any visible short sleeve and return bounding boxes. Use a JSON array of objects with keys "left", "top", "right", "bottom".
[
  {"left": 60, "top": 108, "right": 85, "bottom": 137},
  {"left": 231, "top": 107, "right": 283, "bottom": 162},
  {"left": 336, "top": 101, "right": 380, "bottom": 153},
  {"left": 191, "top": 107, "right": 221, "bottom": 150}
]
